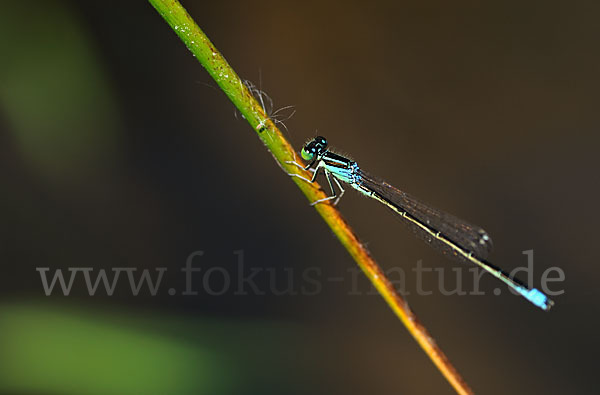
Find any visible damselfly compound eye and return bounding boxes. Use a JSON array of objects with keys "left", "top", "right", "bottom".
[
  {"left": 301, "top": 136, "right": 328, "bottom": 161},
  {"left": 301, "top": 144, "right": 317, "bottom": 161}
]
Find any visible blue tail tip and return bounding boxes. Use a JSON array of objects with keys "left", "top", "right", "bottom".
[{"left": 523, "top": 288, "right": 554, "bottom": 311}]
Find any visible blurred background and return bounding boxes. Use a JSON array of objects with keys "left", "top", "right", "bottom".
[{"left": 1, "top": 1, "right": 598, "bottom": 394}]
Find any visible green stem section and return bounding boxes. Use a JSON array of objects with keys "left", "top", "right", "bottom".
[
  {"left": 147, "top": 1, "right": 473, "bottom": 394},
  {"left": 149, "top": 0, "right": 298, "bottom": 173}
]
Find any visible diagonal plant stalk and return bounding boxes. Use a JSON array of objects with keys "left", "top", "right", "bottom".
[{"left": 147, "top": 1, "right": 473, "bottom": 394}]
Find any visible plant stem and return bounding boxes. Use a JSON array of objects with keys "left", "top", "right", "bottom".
[{"left": 147, "top": 1, "right": 473, "bottom": 393}]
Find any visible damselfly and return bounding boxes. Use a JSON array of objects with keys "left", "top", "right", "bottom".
[{"left": 297, "top": 136, "right": 553, "bottom": 311}]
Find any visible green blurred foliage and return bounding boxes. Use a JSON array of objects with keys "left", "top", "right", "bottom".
[
  {"left": 0, "top": 2, "right": 118, "bottom": 181},
  {"left": 0, "top": 303, "right": 226, "bottom": 394},
  {"left": 0, "top": 301, "right": 311, "bottom": 395}
]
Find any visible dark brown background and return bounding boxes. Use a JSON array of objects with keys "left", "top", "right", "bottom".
[{"left": 1, "top": 1, "right": 598, "bottom": 394}]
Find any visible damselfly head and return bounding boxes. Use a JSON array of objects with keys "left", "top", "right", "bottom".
[{"left": 301, "top": 136, "right": 328, "bottom": 161}]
